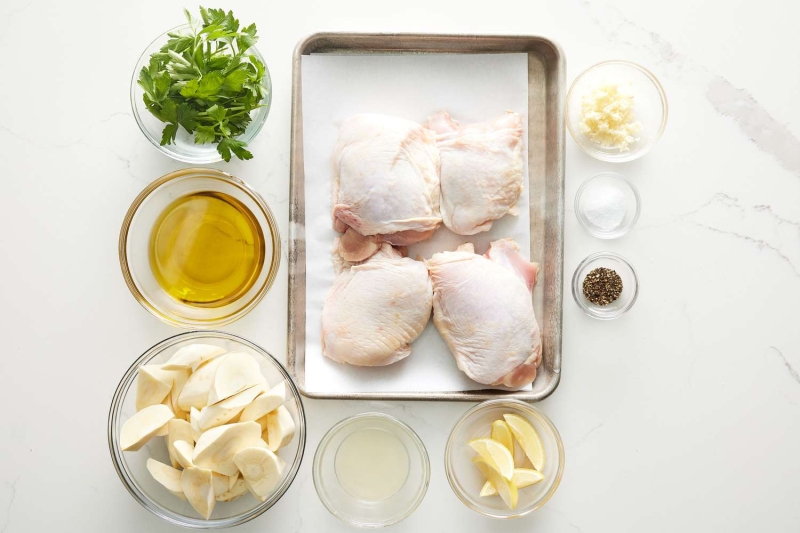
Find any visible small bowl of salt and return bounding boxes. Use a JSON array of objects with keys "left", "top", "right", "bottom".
[{"left": 574, "top": 172, "right": 640, "bottom": 239}]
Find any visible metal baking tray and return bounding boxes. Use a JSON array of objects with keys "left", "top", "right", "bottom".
[{"left": 288, "top": 32, "right": 565, "bottom": 401}]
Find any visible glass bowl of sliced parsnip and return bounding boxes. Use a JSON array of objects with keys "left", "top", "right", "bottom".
[{"left": 108, "top": 331, "right": 306, "bottom": 528}]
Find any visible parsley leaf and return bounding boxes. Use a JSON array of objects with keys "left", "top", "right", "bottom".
[
  {"left": 218, "top": 138, "right": 253, "bottom": 162},
  {"left": 161, "top": 123, "right": 179, "bottom": 145},
  {"left": 138, "top": 7, "right": 268, "bottom": 161},
  {"left": 194, "top": 125, "right": 217, "bottom": 144}
]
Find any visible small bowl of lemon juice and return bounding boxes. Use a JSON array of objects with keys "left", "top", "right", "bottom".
[
  {"left": 313, "top": 413, "right": 430, "bottom": 528},
  {"left": 119, "top": 168, "right": 281, "bottom": 328}
]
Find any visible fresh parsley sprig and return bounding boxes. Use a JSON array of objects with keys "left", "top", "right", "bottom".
[{"left": 138, "top": 7, "right": 268, "bottom": 161}]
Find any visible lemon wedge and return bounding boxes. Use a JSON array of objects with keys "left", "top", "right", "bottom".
[
  {"left": 468, "top": 438, "right": 515, "bottom": 480},
  {"left": 504, "top": 413, "right": 545, "bottom": 471},
  {"left": 473, "top": 457, "right": 518, "bottom": 510},
  {"left": 479, "top": 467, "right": 544, "bottom": 496},
  {"left": 491, "top": 420, "right": 514, "bottom": 454}
]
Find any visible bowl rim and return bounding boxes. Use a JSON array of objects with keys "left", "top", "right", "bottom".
[
  {"left": 130, "top": 23, "right": 272, "bottom": 164},
  {"left": 574, "top": 171, "right": 642, "bottom": 239},
  {"left": 444, "top": 399, "right": 565, "bottom": 519},
  {"left": 312, "top": 412, "right": 431, "bottom": 528},
  {"left": 566, "top": 59, "right": 668, "bottom": 163},
  {"left": 118, "top": 167, "right": 281, "bottom": 328},
  {"left": 571, "top": 251, "right": 640, "bottom": 320},
  {"left": 107, "top": 330, "right": 306, "bottom": 529}
]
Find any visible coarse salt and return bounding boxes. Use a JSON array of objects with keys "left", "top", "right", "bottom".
[{"left": 584, "top": 185, "right": 626, "bottom": 231}]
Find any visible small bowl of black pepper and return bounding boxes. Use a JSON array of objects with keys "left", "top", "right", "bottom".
[{"left": 571, "top": 252, "right": 639, "bottom": 320}]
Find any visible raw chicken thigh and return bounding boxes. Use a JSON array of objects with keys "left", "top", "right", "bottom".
[
  {"left": 426, "top": 238, "right": 541, "bottom": 388},
  {"left": 332, "top": 114, "right": 442, "bottom": 261},
  {"left": 322, "top": 243, "right": 433, "bottom": 367},
  {"left": 425, "top": 111, "right": 524, "bottom": 235}
]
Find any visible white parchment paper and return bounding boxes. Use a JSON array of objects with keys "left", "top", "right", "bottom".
[{"left": 301, "top": 53, "right": 531, "bottom": 393}]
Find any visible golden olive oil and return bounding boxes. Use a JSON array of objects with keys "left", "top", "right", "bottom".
[{"left": 149, "top": 191, "right": 265, "bottom": 307}]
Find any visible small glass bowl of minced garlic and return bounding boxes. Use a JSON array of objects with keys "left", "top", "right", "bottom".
[
  {"left": 567, "top": 60, "right": 668, "bottom": 162},
  {"left": 571, "top": 252, "right": 639, "bottom": 319}
]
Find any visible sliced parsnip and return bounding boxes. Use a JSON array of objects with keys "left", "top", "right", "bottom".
[
  {"left": 181, "top": 467, "right": 216, "bottom": 519},
  {"left": 233, "top": 447, "right": 285, "bottom": 501},
  {"left": 168, "top": 369, "right": 190, "bottom": 418},
  {"left": 121, "top": 404, "right": 175, "bottom": 451},
  {"left": 166, "top": 419, "right": 194, "bottom": 469},
  {"left": 162, "top": 344, "right": 227, "bottom": 371},
  {"left": 206, "top": 352, "right": 263, "bottom": 405},
  {"left": 216, "top": 477, "right": 248, "bottom": 502},
  {"left": 266, "top": 405, "right": 295, "bottom": 452},
  {"left": 239, "top": 382, "right": 286, "bottom": 422},
  {"left": 156, "top": 396, "right": 172, "bottom": 437},
  {"left": 212, "top": 472, "right": 230, "bottom": 497},
  {"left": 254, "top": 415, "right": 268, "bottom": 433},
  {"left": 178, "top": 356, "right": 227, "bottom": 411},
  {"left": 147, "top": 458, "right": 186, "bottom": 500},
  {"left": 228, "top": 474, "right": 238, "bottom": 490},
  {"left": 174, "top": 440, "right": 195, "bottom": 469},
  {"left": 197, "top": 384, "right": 264, "bottom": 431},
  {"left": 193, "top": 421, "right": 265, "bottom": 476},
  {"left": 190, "top": 407, "right": 202, "bottom": 442},
  {"left": 136, "top": 365, "right": 173, "bottom": 411}
]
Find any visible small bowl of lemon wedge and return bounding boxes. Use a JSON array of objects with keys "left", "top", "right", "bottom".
[{"left": 445, "top": 399, "right": 564, "bottom": 519}]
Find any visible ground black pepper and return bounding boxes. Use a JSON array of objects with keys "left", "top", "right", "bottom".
[{"left": 582, "top": 267, "right": 623, "bottom": 306}]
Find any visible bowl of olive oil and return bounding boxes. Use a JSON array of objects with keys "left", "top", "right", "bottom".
[{"left": 120, "top": 168, "right": 280, "bottom": 327}]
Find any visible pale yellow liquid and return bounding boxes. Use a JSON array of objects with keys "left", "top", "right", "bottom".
[{"left": 335, "top": 428, "right": 410, "bottom": 502}]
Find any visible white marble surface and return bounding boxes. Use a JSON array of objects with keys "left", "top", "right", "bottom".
[{"left": 0, "top": 0, "right": 798, "bottom": 531}]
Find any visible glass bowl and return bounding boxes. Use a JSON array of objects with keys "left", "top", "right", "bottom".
[
  {"left": 313, "top": 413, "right": 430, "bottom": 528},
  {"left": 567, "top": 60, "right": 667, "bottom": 162},
  {"left": 108, "top": 331, "right": 306, "bottom": 528},
  {"left": 131, "top": 24, "right": 272, "bottom": 164},
  {"left": 445, "top": 400, "right": 564, "bottom": 519},
  {"left": 119, "top": 168, "right": 281, "bottom": 328},
  {"left": 571, "top": 252, "right": 639, "bottom": 320},
  {"left": 575, "top": 172, "right": 641, "bottom": 239}
]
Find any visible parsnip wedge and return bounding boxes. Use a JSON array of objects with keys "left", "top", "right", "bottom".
[
  {"left": 233, "top": 447, "right": 284, "bottom": 501},
  {"left": 181, "top": 467, "right": 216, "bottom": 519},
  {"left": 155, "top": 422, "right": 170, "bottom": 437},
  {"left": 173, "top": 440, "right": 194, "bottom": 469},
  {"left": 197, "top": 384, "right": 264, "bottom": 431},
  {"left": 121, "top": 404, "right": 174, "bottom": 451},
  {"left": 254, "top": 416, "right": 268, "bottom": 433},
  {"left": 193, "top": 421, "right": 265, "bottom": 476},
  {"left": 216, "top": 477, "right": 248, "bottom": 502},
  {"left": 266, "top": 405, "right": 295, "bottom": 452},
  {"left": 206, "top": 352, "right": 263, "bottom": 405},
  {"left": 169, "top": 369, "right": 190, "bottom": 418},
  {"left": 190, "top": 407, "right": 202, "bottom": 441},
  {"left": 163, "top": 344, "right": 227, "bottom": 371},
  {"left": 239, "top": 382, "right": 286, "bottom": 422},
  {"left": 147, "top": 458, "right": 186, "bottom": 500},
  {"left": 166, "top": 419, "right": 194, "bottom": 469},
  {"left": 178, "top": 356, "right": 226, "bottom": 411},
  {"left": 136, "top": 365, "right": 173, "bottom": 411},
  {"left": 212, "top": 472, "right": 230, "bottom": 497},
  {"left": 228, "top": 474, "right": 238, "bottom": 490}
]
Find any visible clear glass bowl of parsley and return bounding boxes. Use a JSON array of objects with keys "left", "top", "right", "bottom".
[{"left": 131, "top": 8, "right": 271, "bottom": 163}]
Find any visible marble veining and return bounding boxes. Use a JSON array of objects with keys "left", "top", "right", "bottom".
[
  {"left": 581, "top": 0, "right": 800, "bottom": 178},
  {"left": 0, "top": 477, "right": 19, "bottom": 533},
  {"left": 772, "top": 347, "right": 800, "bottom": 384}
]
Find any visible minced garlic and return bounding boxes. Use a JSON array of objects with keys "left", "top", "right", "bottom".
[{"left": 579, "top": 81, "right": 641, "bottom": 152}]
